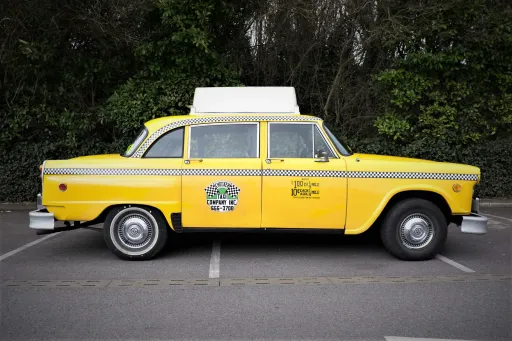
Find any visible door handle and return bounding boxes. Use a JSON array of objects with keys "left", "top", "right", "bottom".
[
  {"left": 184, "top": 159, "right": 203, "bottom": 164},
  {"left": 265, "top": 159, "right": 284, "bottom": 164}
]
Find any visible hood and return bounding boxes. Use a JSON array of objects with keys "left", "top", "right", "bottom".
[
  {"left": 70, "top": 154, "right": 124, "bottom": 161},
  {"left": 352, "top": 153, "right": 480, "bottom": 175},
  {"left": 353, "top": 153, "right": 438, "bottom": 164}
]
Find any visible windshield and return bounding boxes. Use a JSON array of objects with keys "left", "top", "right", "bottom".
[
  {"left": 123, "top": 127, "right": 148, "bottom": 157},
  {"left": 322, "top": 123, "right": 352, "bottom": 156}
]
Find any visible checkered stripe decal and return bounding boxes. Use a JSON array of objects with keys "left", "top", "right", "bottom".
[
  {"left": 132, "top": 115, "right": 319, "bottom": 158},
  {"left": 263, "top": 169, "right": 347, "bottom": 177},
  {"left": 183, "top": 169, "right": 261, "bottom": 176},
  {"left": 44, "top": 168, "right": 479, "bottom": 181},
  {"left": 44, "top": 168, "right": 181, "bottom": 176},
  {"left": 346, "top": 172, "right": 479, "bottom": 181}
]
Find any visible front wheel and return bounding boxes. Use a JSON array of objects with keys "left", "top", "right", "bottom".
[
  {"left": 380, "top": 198, "right": 447, "bottom": 261},
  {"left": 104, "top": 205, "right": 168, "bottom": 260}
]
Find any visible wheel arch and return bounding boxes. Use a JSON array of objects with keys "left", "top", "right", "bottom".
[
  {"left": 93, "top": 204, "right": 173, "bottom": 230},
  {"left": 380, "top": 190, "right": 452, "bottom": 223},
  {"left": 346, "top": 188, "right": 453, "bottom": 235}
]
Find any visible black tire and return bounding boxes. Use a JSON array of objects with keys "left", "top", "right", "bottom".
[
  {"left": 380, "top": 198, "right": 447, "bottom": 261},
  {"left": 103, "top": 205, "right": 169, "bottom": 260}
]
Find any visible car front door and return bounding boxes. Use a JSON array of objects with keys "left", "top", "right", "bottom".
[
  {"left": 182, "top": 122, "right": 262, "bottom": 228},
  {"left": 261, "top": 122, "right": 347, "bottom": 229}
]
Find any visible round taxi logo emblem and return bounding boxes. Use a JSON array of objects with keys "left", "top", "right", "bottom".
[{"left": 205, "top": 181, "right": 240, "bottom": 212}]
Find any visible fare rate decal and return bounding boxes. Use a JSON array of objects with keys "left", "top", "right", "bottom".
[{"left": 290, "top": 178, "right": 320, "bottom": 199}]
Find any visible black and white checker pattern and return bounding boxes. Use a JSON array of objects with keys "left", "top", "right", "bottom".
[
  {"left": 226, "top": 184, "right": 240, "bottom": 197},
  {"left": 204, "top": 183, "right": 240, "bottom": 198},
  {"left": 205, "top": 184, "right": 218, "bottom": 197},
  {"left": 345, "top": 171, "right": 479, "bottom": 181},
  {"left": 132, "top": 115, "right": 320, "bottom": 158},
  {"left": 44, "top": 168, "right": 181, "bottom": 176},
  {"left": 183, "top": 169, "right": 261, "bottom": 176},
  {"left": 262, "top": 169, "right": 347, "bottom": 177},
  {"left": 43, "top": 167, "right": 480, "bottom": 182}
]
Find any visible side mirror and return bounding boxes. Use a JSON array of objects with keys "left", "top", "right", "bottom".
[{"left": 314, "top": 149, "right": 329, "bottom": 162}]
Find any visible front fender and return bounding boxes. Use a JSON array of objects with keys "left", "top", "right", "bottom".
[{"left": 344, "top": 180, "right": 473, "bottom": 235}]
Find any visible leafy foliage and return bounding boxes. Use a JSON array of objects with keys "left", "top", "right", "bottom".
[
  {"left": 1, "top": 0, "right": 511, "bottom": 201},
  {"left": 375, "top": 0, "right": 512, "bottom": 147}
]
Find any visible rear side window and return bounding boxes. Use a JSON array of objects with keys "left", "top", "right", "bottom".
[
  {"left": 189, "top": 123, "right": 259, "bottom": 158},
  {"left": 144, "top": 127, "right": 184, "bottom": 158}
]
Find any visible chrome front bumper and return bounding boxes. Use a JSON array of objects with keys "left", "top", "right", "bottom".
[
  {"left": 460, "top": 213, "right": 488, "bottom": 234},
  {"left": 459, "top": 197, "right": 488, "bottom": 234},
  {"left": 29, "top": 209, "right": 55, "bottom": 230}
]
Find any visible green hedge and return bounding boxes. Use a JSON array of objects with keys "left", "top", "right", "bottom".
[
  {"left": 351, "top": 137, "right": 512, "bottom": 199},
  {"left": 2, "top": 127, "right": 510, "bottom": 202}
]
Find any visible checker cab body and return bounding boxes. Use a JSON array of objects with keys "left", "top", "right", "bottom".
[{"left": 30, "top": 87, "right": 488, "bottom": 260}]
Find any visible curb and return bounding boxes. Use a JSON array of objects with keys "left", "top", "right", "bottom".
[
  {"left": 479, "top": 200, "right": 512, "bottom": 208},
  {"left": 0, "top": 203, "right": 36, "bottom": 211},
  {"left": 2, "top": 200, "right": 512, "bottom": 211}
]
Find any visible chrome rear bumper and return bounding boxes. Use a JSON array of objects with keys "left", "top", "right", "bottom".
[
  {"left": 29, "top": 209, "right": 55, "bottom": 230},
  {"left": 460, "top": 213, "right": 488, "bottom": 234}
]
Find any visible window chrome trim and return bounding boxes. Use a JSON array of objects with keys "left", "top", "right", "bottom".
[
  {"left": 124, "top": 127, "right": 149, "bottom": 157},
  {"left": 187, "top": 122, "right": 260, "bottom": 159}
]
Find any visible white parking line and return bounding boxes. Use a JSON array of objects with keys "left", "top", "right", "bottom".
[
  {"left": 0, "top": 233, "right": 60, "bottom": 262},
  {"left": 435, "top": 254, "right": 475, "bottom": 273},
  {"left": 209, "top": 239, "right": 221, "bottom": 279},
  {"left": 386, "top": 336, "right": 476, "bottom": 341},
  {"left": 484, "top": 213, "right": 512, "bottom": 225}
]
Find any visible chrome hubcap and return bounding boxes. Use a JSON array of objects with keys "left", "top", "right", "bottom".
[
  {"left": 117, "top": 214, "right": 153, "bottom": 249},
  {"left": 399, "top": 213, "right": 434, "bottom": 249}
]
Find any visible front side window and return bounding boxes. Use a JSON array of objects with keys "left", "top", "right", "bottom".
[
  {"left": 123, "top": 127, "right": 148, "bottom": 157},
  {"left": 189, "top": 123, "right": 258, "bottom": 158},
  {"left": 313, "top": 127, "right": 335, "bottom": 158},
  {"left": 269, "top": 123, "right": 335, "bottom": 158},
  {"left": 322, "top": 123, "right": 352, "bottom": 156},
  {"left": 144, "top": 127, "right": 184, "bottom": 158}
]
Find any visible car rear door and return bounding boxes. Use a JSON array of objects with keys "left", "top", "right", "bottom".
[{"left": 181, "top": 122, "right": 262, "bottom": 228}]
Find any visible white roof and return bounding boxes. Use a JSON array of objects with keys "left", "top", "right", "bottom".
[{"left": 190, "top": 87, "right": 300, "bottom": 114}]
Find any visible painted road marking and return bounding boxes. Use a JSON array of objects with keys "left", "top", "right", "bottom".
[
  {"left": 436, "top": 254, "right": 475, "bottom": 273},
  {"left": 209, "top": 239, "right": 221, "bottom": 279},
  {"left": 0, "top": 233, "right": 60, "bottom": 262},
  {"left": 4, "top": 274, "right": 510, "bottom": 289},
  {"left": 484, "top": 213, "right": 512, "bottom": 225},
  {"left": 386, "top": 337, "right": 476, "bottom": 341}
]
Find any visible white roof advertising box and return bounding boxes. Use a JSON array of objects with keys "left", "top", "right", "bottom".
[{"left": 191, "top": 87, "right": 300, "bottom": 114}]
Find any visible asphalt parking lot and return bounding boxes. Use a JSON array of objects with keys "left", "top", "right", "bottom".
[{"left": 1, "top": 207, "right": 510, "bottom": 341}]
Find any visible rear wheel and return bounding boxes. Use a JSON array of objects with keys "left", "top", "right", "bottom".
[
  {"left": 104, "top": 205, "right": 168, "bottom": 260},
  {"left": 380, "top": 198, "right": 447, "bottom": 261}
]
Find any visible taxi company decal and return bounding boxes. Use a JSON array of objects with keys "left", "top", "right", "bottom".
[
  {"left": 291, "top": 178, "right": 320, "bottom": 199},
  {"left": 205, "top": 181, "right": 241, "bottom": 212}
]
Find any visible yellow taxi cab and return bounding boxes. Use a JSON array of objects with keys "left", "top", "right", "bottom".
[{"left": 29, "top": 87, "right": 488, "bottom": 260}]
